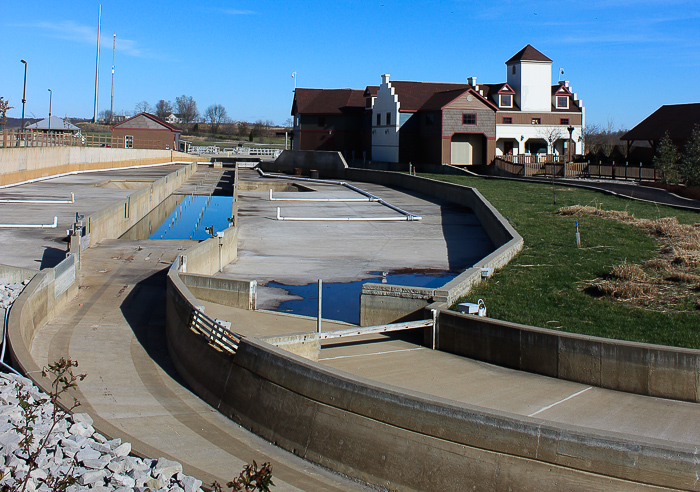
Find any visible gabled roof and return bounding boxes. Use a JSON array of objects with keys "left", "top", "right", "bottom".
[
  {"left": 621, "top": 103, "right": 700, "bottom": 142},
  {"left": 26, "top": 116, "right": 80, "bottom": 131},
  {"left": 364, "top": 86, "right": 379, "bottom": 98},
  {"left": 292, "top": 88, "right": 366, "bottom": 116},
  {"left": 505, "top": 44, "right": 552, "bottom": 64},
  {"left": 111, "top": 112, "right": 180, "bottom": 132},
  {"left": 384, "top": 82, "right": 472, "bottom": 111}
]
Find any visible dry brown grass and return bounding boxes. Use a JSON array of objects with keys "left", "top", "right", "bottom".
[{"left": 561, "top": 205, "right": 700, "bottom": 309}]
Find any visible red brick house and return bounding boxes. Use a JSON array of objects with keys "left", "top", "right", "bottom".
[{"left": 110, "top": 112, "right": 181, "bottom": 150}]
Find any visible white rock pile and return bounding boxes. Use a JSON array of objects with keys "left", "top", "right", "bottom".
[
  {"left": 0, "top": 278, "right": 30, "bottom": 311},
  {"left": 0, "top": 372, "right": 204, "bottom": 492}
]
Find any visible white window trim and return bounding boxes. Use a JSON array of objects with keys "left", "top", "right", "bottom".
[
  {"left": 556, "top": 96, "right": 569, "bottom": 109},
  {"left": 499, "top": 94, "right": 513, "bottom": 108}
]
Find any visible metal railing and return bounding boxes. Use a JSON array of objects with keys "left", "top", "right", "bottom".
[
  {"left": 188, "top": 144, "right": 282, "bottom": 158},
  {"left": 189, "top": 307, "right": 241, "bottom": 355}
]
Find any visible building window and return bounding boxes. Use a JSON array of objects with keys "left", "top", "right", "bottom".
[
  {"left": 499, "top": 94, "right": 513, "bottom": 108},
  {"left": 512, "top": 65, "right": 516, "bottom": 75},
  {"left": 318, "top": 117, "right": 326, "bottom": 127},
  {"left": 125, "top": 135, "right": 133, "bottom": 149},
  {"left": 502, "top": 117, "right": 512, "bottom": 124},
  {"left": 425, "top": 114, "right": 434, "bottom": 126},
  {"left": 556, "top": 96, "right": 569, "bottom": 109},
  {"left": 560, "top": 118, "right": 569, "bottom": 125},
  {"left": 376, "top": 113, "right": 381, "bottom": 126},
  {"left": 294, "top": 116, "right": 299, "bottom": 127},
  {"left": 386, "top": 112, "right": 391, "bottom": 125},
  {"left": 531, "top": 118, "right": 541, "bottom": 125},
  {"left": 462, "top": 113, "right": 477, "bottom": 125}
]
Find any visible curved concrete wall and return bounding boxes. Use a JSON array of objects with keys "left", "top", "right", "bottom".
[
  {"left": 261, "top": 150, "right": 348, "bottom": 179},
  {"left": 0, "top": 147, "right": 199, "bottom": 187},
  {"left": 165, "top": 268, "right": 698, "bottom": 490},
  {"left": 435, "top": 307, "right": 700, "bottom": 403}
]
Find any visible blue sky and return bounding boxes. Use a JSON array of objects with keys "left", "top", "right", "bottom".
[{"left": 2, "top": 0, "right": 698, "bottom": 129}]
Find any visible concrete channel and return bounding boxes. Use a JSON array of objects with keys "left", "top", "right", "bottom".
[{"left": 5, "top": 152, "right": 700, "bottom": 490}]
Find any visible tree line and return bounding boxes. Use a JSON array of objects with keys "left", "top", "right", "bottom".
[{"left": 653, "top": 125, "right": 700, "bottom": 186}]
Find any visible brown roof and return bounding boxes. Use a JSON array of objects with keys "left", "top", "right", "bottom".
[
  {"left": 621, "top": 103, "right": 700, "bottom": 142},
  {"left": 110, "top": 112, "right": 179, "bottom": 132},
  {"left": 364, "top": 85, "right": 379, "bottom": 98},
  {"left": 505, "top": 44, "right": 552, "bottom": 64},
  {"left": 386, "top": 81, "right": 472, "bottom": 111},
  {"left": 292, "top": 88, "right": 366, "bottom": 115}
]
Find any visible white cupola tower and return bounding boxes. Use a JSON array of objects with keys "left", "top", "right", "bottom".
[{"left": 505, "top": 44, "right": 553, "bottom": 112}]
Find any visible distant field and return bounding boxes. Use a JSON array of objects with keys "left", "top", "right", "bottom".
[{"left": 424, "top": 173, "right": 700, "bottom": 349}]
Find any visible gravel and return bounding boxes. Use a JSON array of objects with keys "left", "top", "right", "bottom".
[{"left": 0, "top": 372, "right": 204, "bottom": 491}]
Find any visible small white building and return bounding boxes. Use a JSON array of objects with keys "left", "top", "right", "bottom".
[{"left": 165, "top": 113, "right": 182, "bottom": 124}]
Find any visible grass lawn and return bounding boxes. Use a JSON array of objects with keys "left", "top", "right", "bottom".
[{"left": 423, "top": 173, "right": 700, "bottom": 349}]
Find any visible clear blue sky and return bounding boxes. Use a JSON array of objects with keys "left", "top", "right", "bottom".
[{"left": 2, "top": 0, "right": 698, "bottom": 129}]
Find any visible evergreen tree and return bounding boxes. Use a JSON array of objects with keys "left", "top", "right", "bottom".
[
  {"left": 653, "top": 131, "right": 680, "bottom": 185},
  {"left": 680, "top": 124, "right": 700, "bottom": 187}
]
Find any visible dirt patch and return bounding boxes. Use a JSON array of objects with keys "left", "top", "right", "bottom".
[{"left": 559, "top": 205, "right": 700, "bottom": 311}]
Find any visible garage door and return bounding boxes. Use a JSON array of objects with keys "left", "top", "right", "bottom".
[{"left": 451, "top": 134, "right": 483, "bottom": 165}]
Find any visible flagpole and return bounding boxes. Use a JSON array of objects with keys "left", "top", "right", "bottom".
[{"left": 93, "top": 4, "right": 101, "bottom": 123}]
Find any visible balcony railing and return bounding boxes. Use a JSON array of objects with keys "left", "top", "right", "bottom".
[{"left": 495, "top": 156, "right": 660, "bottom": 181}]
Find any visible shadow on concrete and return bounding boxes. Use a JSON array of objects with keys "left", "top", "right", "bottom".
[
  {"left": 119, "top": 268, "right": 185, "bottom": 385},
  {"left": 213, "top": 170, "right": 236, "bottom": 196},
  {"left": 439, "top": 203, "right": 494, "bottom": 272},
  {"left": 38, "top": 246, "right": 67, "bottom": 269}
]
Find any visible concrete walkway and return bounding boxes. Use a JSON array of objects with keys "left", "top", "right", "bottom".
[{"left": 30, "top": 240, "right": 370, "bottom": 491}]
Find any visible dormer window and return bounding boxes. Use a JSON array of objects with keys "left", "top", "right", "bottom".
[
  {"left": 499, "top": 94, "right": 513, "bottom": 108},
  {"left": 556, "top": 95, "right": 569, "bottom": 109}
]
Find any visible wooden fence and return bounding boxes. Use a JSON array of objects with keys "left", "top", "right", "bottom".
[
  {"left": 494, "top": 157, "right": 660, "bottom": 181},
  {"left": 1, "top": 130, "right": 166, "bottom": 150}
]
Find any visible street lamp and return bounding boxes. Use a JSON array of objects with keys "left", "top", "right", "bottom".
[
  {"left": 48, "top": 89, "right": 52, "bottom": 134},
  {"left": 20, "top": 60, "right": 27, "bottom": 131}
]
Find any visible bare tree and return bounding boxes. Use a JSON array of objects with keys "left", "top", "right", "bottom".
[
  {"left": 99, "top": 109, "right": 113, "bottom": 123},
  {"left": 204, "top": 104, "right": 228, "bottom": 134},
  {"left": 536, "top": 126, "right": 565, "bottom": 154},
  {"left": 284, "top": 118, "right": 293, "bottom": 129},
  {"left": 176, "top": 95, "right": 199, "bottom": 124},
  {"left": 0, "top": 97, "right": 13, "bottom": 130},
  {"left": 154, "top": 99, "right": 174, "bottom": 120},
  {"left": 238, "top": 121, "right": 250, "bottom": 139},
  {"left": 134, "top": 100, "right": 152, "bottom": 114}
]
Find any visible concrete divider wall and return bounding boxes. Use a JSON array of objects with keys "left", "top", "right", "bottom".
[
  {"left": 179, "top": 226, "right": 238, "bottom": 276},
  {"left": 0, "top": 264, "right": 36, "bottom": 284},
  {"left": 435, "top": 307, "right": 700, "bottom": 403},
  {"left": 0, "top": 147, "right": 199, "bottom": 187},
  {"left": 180, "top": 273, "right": 255, "bottom": 310},
  {"left": 164, "top": 269, "right": 699, "bottom": 490},
  {"left": 261, "top": 150, "right": 348, "bottom": 179},
  {"left": 87, "top": 162, "right": 198, "bottom": 246},
  {"left": 344, "top": 169, "right": 523, "bottom": 325},
  {"left": 7, "top": 255, "right": 79, "bottom": 373}
]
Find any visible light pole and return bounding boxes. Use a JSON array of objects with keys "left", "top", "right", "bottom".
[
  {"left": 20, "top": 60, "right": 27, "bottom": 131},
  {"left": 567, "top": 125, "right": 574, "bottom": 163},
  {"left": 47, "top": 89, "right": 52, "bottom": 134},
  {"left": 291, "top": 71, "right": 297, "bottom": 91}
]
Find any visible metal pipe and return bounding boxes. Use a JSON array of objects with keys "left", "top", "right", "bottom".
[
  {"left": 269, "top": 189, "right": 376, "bottom": 202},
  {"left": 1, "top": 305, "right": 21, "bottom": 376},
  {"left": 276, "top": 207, "right": 420, "bottom": 221},
  {"left": 0, "top": 216, "right": 57, "bottom": 228},
  {"left": 317, "top": 279, "right": 322, "bottom": 334},
  {"left": 47, "top": 89, "right": 52, "bottom": 133},
  {"left": 0, "top": 192, "right": 74, "bottom": 204},
  {"left": 341, "top": 182, "right": 420, "bottom": 219},
  {"left": 110, "top": 32, "right": 115, "bottom": 125}
]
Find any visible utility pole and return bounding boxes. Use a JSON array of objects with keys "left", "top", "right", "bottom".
[
  {"left": 110, "top": 32, "right": 115, "bottom": 124},
  {"left": 47, "top": 89, "right": 52, "bottom": 133},
  {"left": 93, "top": 4, "right": 101, "bottom": 123}
]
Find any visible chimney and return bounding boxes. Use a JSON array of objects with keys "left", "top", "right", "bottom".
[
  {"left": 467, "top": 76, "right": 477, "bottom": 86},
  {"left": 381, "top": 74, "right": 390, "bottom": 85}
]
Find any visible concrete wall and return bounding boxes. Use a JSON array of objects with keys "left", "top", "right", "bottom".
[
  {"left": 165, "top": 272, "right": 698, "bottom": 490},
  {"left": 7, "top": 255, "right": 79, "bottom": 373},
  {"left": 263, "top": 150, "right": 348, "bottom": 179},
  {"left": 0, "top": 147, "right": 198, "bottom": 187},
  {"left": 0, "top": 264, "right": 36, "bottom": 284},
  {"left": 180, "top": 273, "right": 255, "bottom": 310},
  {"left": 435, "top": 307, "right": 700, "bottom": 403},
  {"left": 86, "top": 162, "right": 198, "bottom": 247},
  {"left": 344, "top": 169, "right": 523, "bottom": 325},
  {"left": 179, "top": 227, "right": 238, "bottom": 276}
]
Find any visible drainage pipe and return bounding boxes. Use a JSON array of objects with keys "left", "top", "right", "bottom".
[
  {"left": 0, "top": 216, "right": 58, "bottom": 228},
  {"left": 269, "top": 189, "right": 376, "bottom": 202},
  {"left": 0, "top": 192, "right": 75, "bottom": 204},
  {"left": 276, "top": 207, "right": 420, "bottom": 221},
  {"left": 1, "top": 306, "right": 21, "bottom": 376},
  {"left": 341, "top": 182, "right": 419, "bottom": 219}
]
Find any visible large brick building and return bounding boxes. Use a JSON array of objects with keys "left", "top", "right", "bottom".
[{"left": 291, "top": 45, "right": 585, "bottom": 166}]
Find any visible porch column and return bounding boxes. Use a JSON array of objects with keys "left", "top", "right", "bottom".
[{"left": 518, "top": 140, "right": 525, "bottom": 155}]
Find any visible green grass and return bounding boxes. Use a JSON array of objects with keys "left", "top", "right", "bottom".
[{"left": 422, "top": 173, "right": 700, "bottom": 348}]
